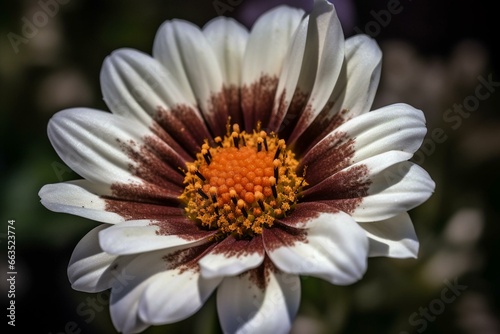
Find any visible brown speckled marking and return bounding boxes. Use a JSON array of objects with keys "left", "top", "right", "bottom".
[
  {"left": 246, "top": 256, "right": 277, "bottom": 291},
  {"left": 106, "top": 182, "right": 181, "bottom": 211},
  {"left": 298, "top": 131, "right": 355, "bottom": 187},
  {"left": 117, "top": 136, "right": 185, "bottom": 188},
  {"left": 305, "top": 164, "right": 371, "bottom": 214},
  {"left": 295, "top": 108, "right": 350, "bottom": 154},
  {"left": 262, "top": 222, "right": 308, "bottom": 252},
  {"left": 288, "top": 99, "right": 336, "bottom": 148},
  {"left": 152, "top": 217, "right": 216, "bottom": 240},
  {"left": 104, "top": 131, "right": 188, "bottom": 217},
  {"left": 268, "top": 88, "right": 309, "bottom": 137},
  {"left": 267, "top": 88, "right": 287, "bottom": 133},
  {"left": 154, "top": 104, "right": 212, "bottom": 156},
  {"left": 222, "top": 85, "right": 243, "bottom": 126},
  {"left": 162, "top": 243, "right": 216, "bottom": 273},
  {"left": 104, "top": 198, "right": 183, "bottom": 221},
  {"left": 206, "top": 86, "right": 231, "bottom": 135},
  {"left": 319, "top": 197, "right": 366, "bottom": 215},
  {"left": 241, "top": 75, "right": 279, "bottom": 131},
  {"left": 311, "top": 109, "right": 351, "bottom": 148},
  {"left": 280, "top": 90, "right": 310, "bottom": 138},
  {"left": 210, "top": 234, "right": 265, "bottom": 257},
  {"left": 277, "top": 202, "right": 340, "bottom": 228}
]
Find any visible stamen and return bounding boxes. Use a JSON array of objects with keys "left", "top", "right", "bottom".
[
  {"left": 197, "top": 188, "right": 209, "bottom": 200},
  {"left": 273, "top": 159, "right": 281, "bottom": 180},
  {"left": 195, "top": 170, "right": 206, "bottom": 182},
  {"left": 202, "top": 143, "right": 212, "bottom": 160},
  {"left": 202, "top": 148, "right": 211, "bottom": 164},
  {"left": 260, "top": 131, "right": 268, "bottom": 151},
  {"left": 269, "top": 177, "right": 278, "bottom": 198},
  {"left": 237, "top": 199, "right": 248, "bottom": 218},
  {"left": 255, "top": 191, "right": 265, "bottom": 210},
  {"left": 257, "top": 137, "right": 263, "bottom": 152},
  {"left": 274, "top": 139, "right": 286, "bottom": 159},
  {"left": 230, "top": 189, "right": 238, "bottom": 206},
  {"left": 232, "top": 131, "right": 239, "bottom": 148},
  {"left": 274, "top": 147, "right": 281, "bottom": 160},
  {"left": 209, "top": 186, "right": 218, "bottom": 204},
  {"left": 215, "top": 136, "right": 223, "bottom": 147}
]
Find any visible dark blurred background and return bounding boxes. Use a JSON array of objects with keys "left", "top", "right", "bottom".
[{"left": 1, "top": 0, "right": 499, "bottom": 333}]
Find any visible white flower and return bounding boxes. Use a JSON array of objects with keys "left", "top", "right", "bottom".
[{"left": 39, "top": 1, "right": 435, "bottom": 333}]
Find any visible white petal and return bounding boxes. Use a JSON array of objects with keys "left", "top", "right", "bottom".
[
  {"left": 267, "top": 16, "right": 309, "bottom": 131},
  {"left": 199, "top": 236, "right": 264, "bottom": 278},
  {"left": 152, "top": 20, "right": 196, "bottom": 104},
  {"left": 111, "top": 282, "right": 151, "bottom": 334},
  {"left": 217, "top": 263, "right": 300, "bottom": 334},
  {"left": 153, "top": 19, "right": 227, "bottom": 134},
  {"left": 48, "top": 108, "right": 185, "bottom": 193},
  {"left": 101, "top": 48, "right": 211, "bottom": 152},
  {"left": 203, "top": 17, "right": 249, "bottom": 86},
  {"left": 352, "top": 161, "right": 435, "bottom": 222},
  {"left": 265, "top": 211, "right": 368, "bottom": 285},
  {"left": 139, "top": 268, "right": 221, "bottom": 324},
  {"left": 332, "top": 34, "right": 382, "bottom": 119},
  {"left": 286, "top": 0, "right": 345, "bottom": 141},
  {"left": 68, "top": 225, "right": 118, "bottom": 292},
  {"left": 298, "top": 34, "right": 382, "bottom": 147},
  {"left": 48, "top": 108, "right": 138, "bottom": 183},
  {"left": 349, "top": 104, "right": 427, "bottom": 161},
  {"left": 39, "top": 180, "right": 124, "bottom": 224},
  {"left": 276, "top": 201, "right": 341, "bottom": 229},
  {"left": 301, "top": 103, "right": 427, "bottom": 182},
  {"left": 99, "top": 219, "right": 215, "bottom": 255},
  {"left": 361, "top": 212, "right": 419, "bottom": 258},
  {"left": 202, "top": 17, "right": 249, "bottom": 124},
  {"left": 242, "top": 6, "right": 304, "bottom": 85},
  {"left": 101, "top": 48, "right": 195, "bottom": 123},
  {"left": 241, "top": 5, "right": 304, "bottom": 129},
  {"left": 109, "top": 244, "right": 215, "bottom": 333},
  {"left": 109, "top": 257, "right": 154, "bottom": 334},
  {"left": 305, "top": 150, "right": 413, "bottom": 198}
]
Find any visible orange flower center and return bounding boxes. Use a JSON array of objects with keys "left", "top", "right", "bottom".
[{"left": 180, "top": 123, "right": 306, "bottom": 238}]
